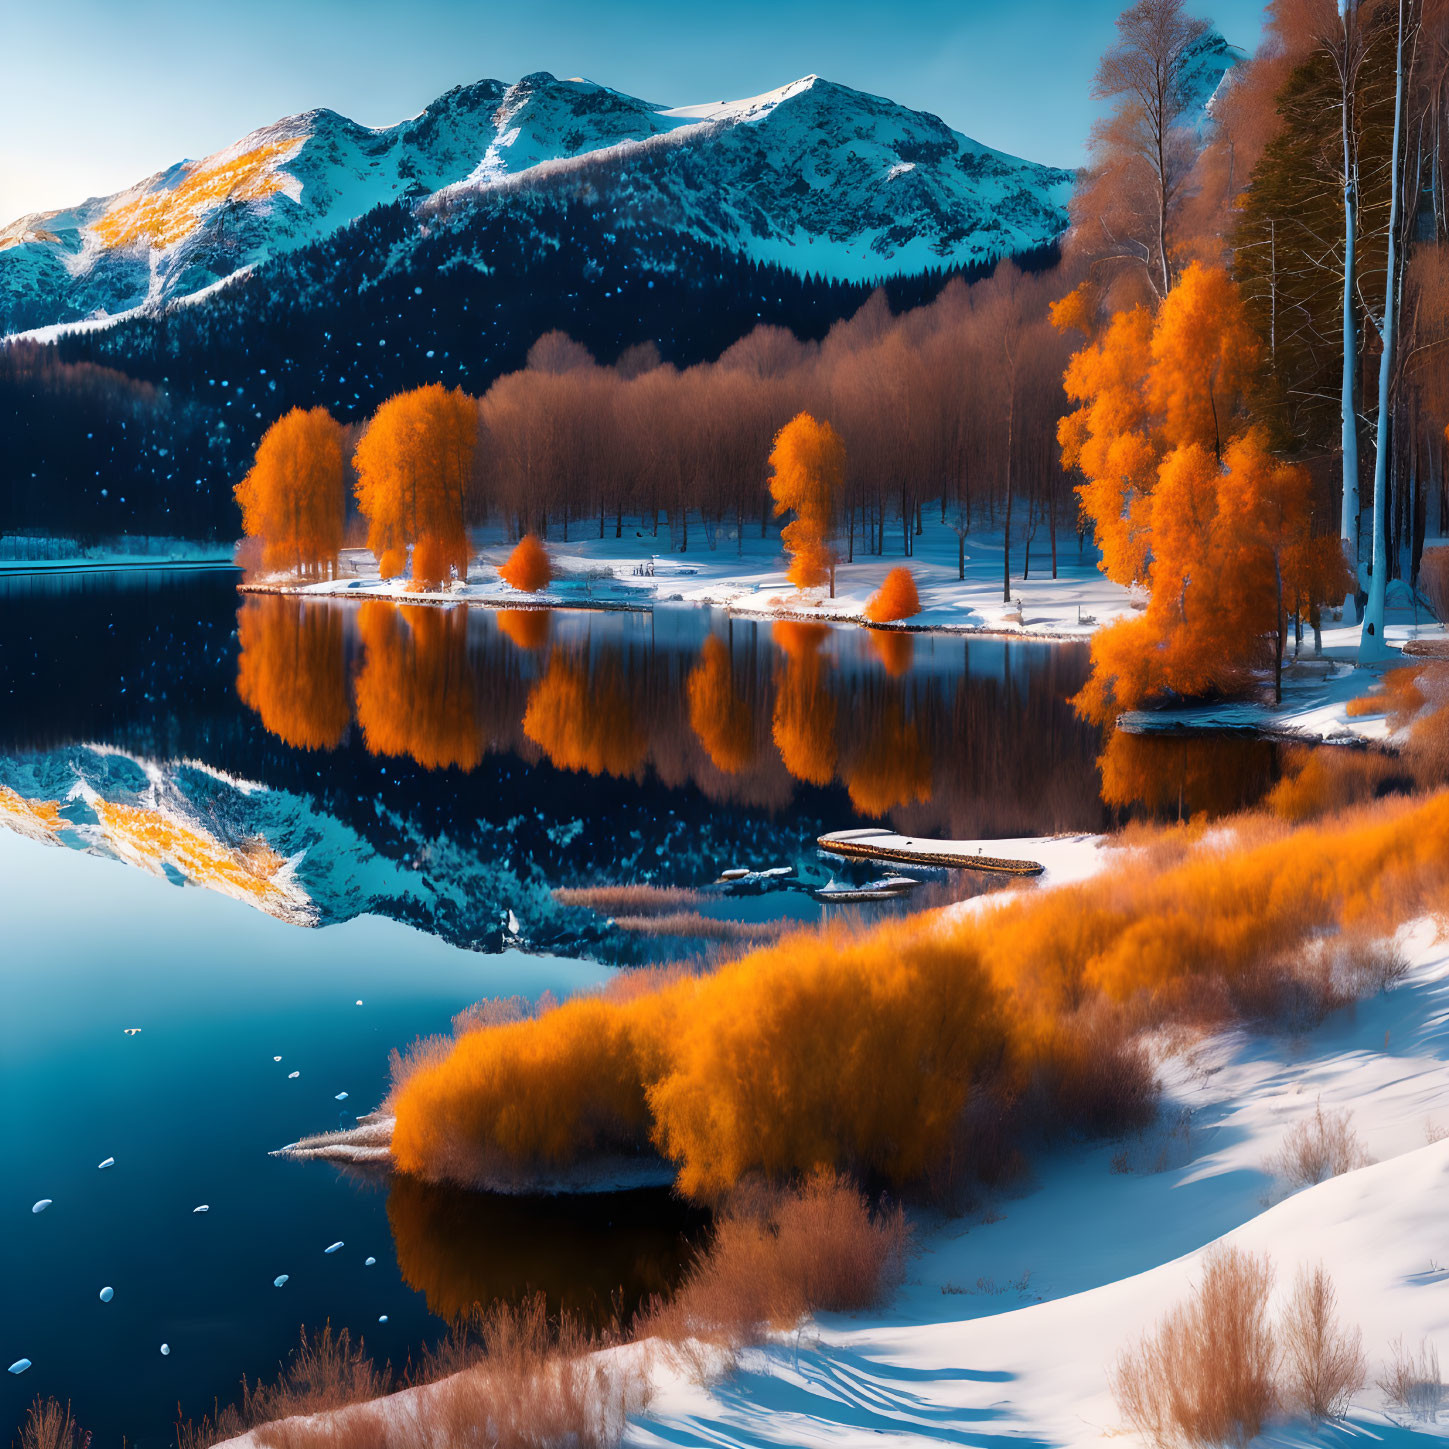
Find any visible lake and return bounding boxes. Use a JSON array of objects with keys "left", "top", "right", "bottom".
[{"left": 0, "top": 569, "right": 1284, "bottom": 1443}]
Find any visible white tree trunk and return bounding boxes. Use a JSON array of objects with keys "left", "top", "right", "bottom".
[
  {"left": 1340, "top": 15, "right": 1361, "bottom": 623},
  {"left": 1360, "top": 0, "right": 1407, "bottom": 660}
]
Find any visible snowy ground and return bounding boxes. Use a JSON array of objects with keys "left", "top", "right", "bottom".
[
  {"left": 1121, "top": 583, "right": 1449, "bottom": 746},
  {"left": 631, "top": 919, "right": 1449, "bottom": 1448},
  {"left": 258, "top": 518, "right": 1138, "bottom": 639}
]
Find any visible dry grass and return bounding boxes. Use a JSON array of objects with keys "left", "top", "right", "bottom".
[
  {"left": 195, "top": 1177, "right": 891, "bottom": 1449},
  {"left": 553, "top": 885, "right": 706, "bottom": 915},
  {"left": 1378, "top": 1337, "right": 1445, "bottom": 1421},
  {"left": 1264, "top": 1101, "right": 1372, "bottom": 1193},
  {"left": 645, "top": 1170, "right": 909, "bottom": 1367},
  {"left": 252, "top": 1297, "right": 648, "bottom": 1449},
  {"left": 15, "top": 1399, "right": 86, "bottom": 1449},
  {"left": 1280, "top": 1264, "right": 1365, "bottom": 1422},
  {"left": 610, "top": 912, "right": 793, "bottom": 941},
  {"left": 1111, "top": 1245, "right": 1278, "bottom": 1447},
  {"left": 176, "top": 1326, "right": 388, "bottom": 1448}
]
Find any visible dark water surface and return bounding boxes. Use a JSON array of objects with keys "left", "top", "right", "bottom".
[{"left": 0, "top": 570, "right": 1285, "bottom": 1443}]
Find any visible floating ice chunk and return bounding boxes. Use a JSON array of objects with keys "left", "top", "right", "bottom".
[
  {"left": 98, "top": 1157, "right": 115, "bottom": 1170},
  {"left": 378, "top": 1315, "right": 388, "bottom": 1323},
  {"left": 193, "top": 1205, "right": 209, "bottom": 1214},
  {"left": 334, "top": 1092, "right": 348, "bottom": 1101},
  {"left": 355, "top": 1000, "right": 363, "bottom": 1006},
  {"left": 288, "top": 1071, "right": 300, "bottom": 1079},
  {"left": 324, "top": 1241, "right": 344, "bottom": 1254},
  {"left": 160, "top": 1343, "right": 170, "bottom": 1356},
  {"left": 99, "top": 1286, "right": 114, "bottom": 1302},
  {"left": 8, "top": 1359, "right": 30, "bottom": 1374},
  {"left": 273, "top": 1274, "right": 289, "bottom": 1287},
  {"left": 365, "top": 1256, "right": 376, "bottom": 1267},
  {"left": 273, "top": 1055, "right": 282, "bottom": 1062},
  {"left": 123, "top": 1027, "right": 142, "bottom": 1035},
  {"left": 31, "top": 1200, "right": 51, "bottom": 1214}
]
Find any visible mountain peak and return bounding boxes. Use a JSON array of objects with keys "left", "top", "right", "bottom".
[{"left": 1, "top": 68, "right": 1075, "bottom": 335}]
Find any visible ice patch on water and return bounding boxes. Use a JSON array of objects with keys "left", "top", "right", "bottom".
[
  {"left": 31, "top": 1200, "right": 51, "bottom": 1214},
  {"left": 193, "top": 1205, "right": 209, "bottom": 1213},
  {"left": 98, "top": 1157, "right": 114, "bottom": 1170},
  {"left": 273, "top": 1274, "right": 289, "bottom": 1287},
  {"left": 9, "top": 1359, "right": 31, "bottom": 1374},
  {"left": 160, "top": 1343, "right": 170, "bottom": 1355},
  {"left": 99, "top": 1286, "right": 114, "bottom": 1302},
  {"left": 365, "top": 1256, "right": 376, "bottom": 1266},
  {"left": 335, "top": 1092, "right": 348, "bottom": 1100},
  {"left": 288, "top": 1071, "right": 300, "bottom": 1079},
  {"left": 325, "top": 1241, "right": 344, "bottom": 1254}
]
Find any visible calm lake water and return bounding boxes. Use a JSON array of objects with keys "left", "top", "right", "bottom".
[{"left": 0, "top": 569, "right": 1285, "bottom": 1443}]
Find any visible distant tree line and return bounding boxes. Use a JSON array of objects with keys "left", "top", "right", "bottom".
[{"left": 1, "top": 185, "right": 1057, "bottom": 545}]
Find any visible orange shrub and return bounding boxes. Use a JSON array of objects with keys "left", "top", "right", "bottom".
[
  {"left": 390, "top": 786, "right": 1449, "bottom": 1202},
  {"left": 500, "top": 534, "right": 552, "bottom": 592},
  {"left": 864, "top": 568, "right": 920, "bottom": 623}
]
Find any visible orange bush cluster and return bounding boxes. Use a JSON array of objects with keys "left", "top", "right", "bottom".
[
  {"left": 234, "top": 406, "right": 347, "bottom": 579},
  {"left": 391, "top": 786, "right": 1449, "bottom": 1201},
  {"left": 1060, "top": 265, "right": 1348, "bottom": 722},
  {"left": 768, "top": 413, "right": 845, "bottom": 594},
  {"left": 498, "top": 534, "right": 552, "bottom": 592},
  {"left": 864, "top": 568, "right": 920, "bottom": 623}
]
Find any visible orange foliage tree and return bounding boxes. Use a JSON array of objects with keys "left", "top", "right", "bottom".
[
  {"left": 353, "top": 602, "right": 483, "bottom": 770},
  {"left": 687, "top": 634, "right": 758, "bottom": 775},
  {"left": 235, "top": 595, "right": 349, "bottom": 750},
  {"left": 1061, "top": 264, "right": 1347, "bottom": 721},
  {"left": 353, "top": 384, "right": 478, "bottom": 586},
  {"left": 768, "top": 413, "right": 845, "bottom": 595},
  {"left": 234, "top": 406, "right": 347, "bottom": 578},
  {"left": 864, "top": 567, "right": 921, "bottom": 623},
  {"left": 499, "top": 534, "right": 552, "bottom": 592}
]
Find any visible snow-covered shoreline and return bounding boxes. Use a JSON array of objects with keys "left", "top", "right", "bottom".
[{"left": 238, "top": 519, "right": 1140, "bottom": 642}]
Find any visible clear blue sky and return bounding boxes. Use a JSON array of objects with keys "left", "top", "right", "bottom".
[{"left": 2, "top": 0, "right": 1266, "bottom": 224}]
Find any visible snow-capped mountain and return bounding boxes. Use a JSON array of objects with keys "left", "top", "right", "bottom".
[
  {"left": 1180, "top": 28, "right": 1247, "bottom": 135},
  {"left": 0, "top": 71, "right": 1075, "bottom": 335}
]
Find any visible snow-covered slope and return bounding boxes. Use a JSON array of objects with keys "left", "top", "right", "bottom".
[{"left": 0, "top": 72, "right": 1074, "bottom": 334}]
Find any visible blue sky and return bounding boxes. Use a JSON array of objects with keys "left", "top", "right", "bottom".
[{"left": 2, "top": 0, "right": 1266, "bottom": 223}]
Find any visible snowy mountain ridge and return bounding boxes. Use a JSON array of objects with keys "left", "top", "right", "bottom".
[{"left": 0, "top": 70, "right": 1079, "bottom": 335}]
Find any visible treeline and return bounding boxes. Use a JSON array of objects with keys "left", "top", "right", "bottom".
[{"left": 4, "top": 183, "right": 1055, "bottom": 543}]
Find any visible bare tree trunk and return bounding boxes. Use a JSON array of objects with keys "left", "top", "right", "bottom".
[{"left": 1361, "top": 0, "right": 1407, "bottom": 658}]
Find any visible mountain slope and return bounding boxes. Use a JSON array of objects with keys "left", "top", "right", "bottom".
[{"left": 0, "top": 71, "right": 1074, "bottom": 335}]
